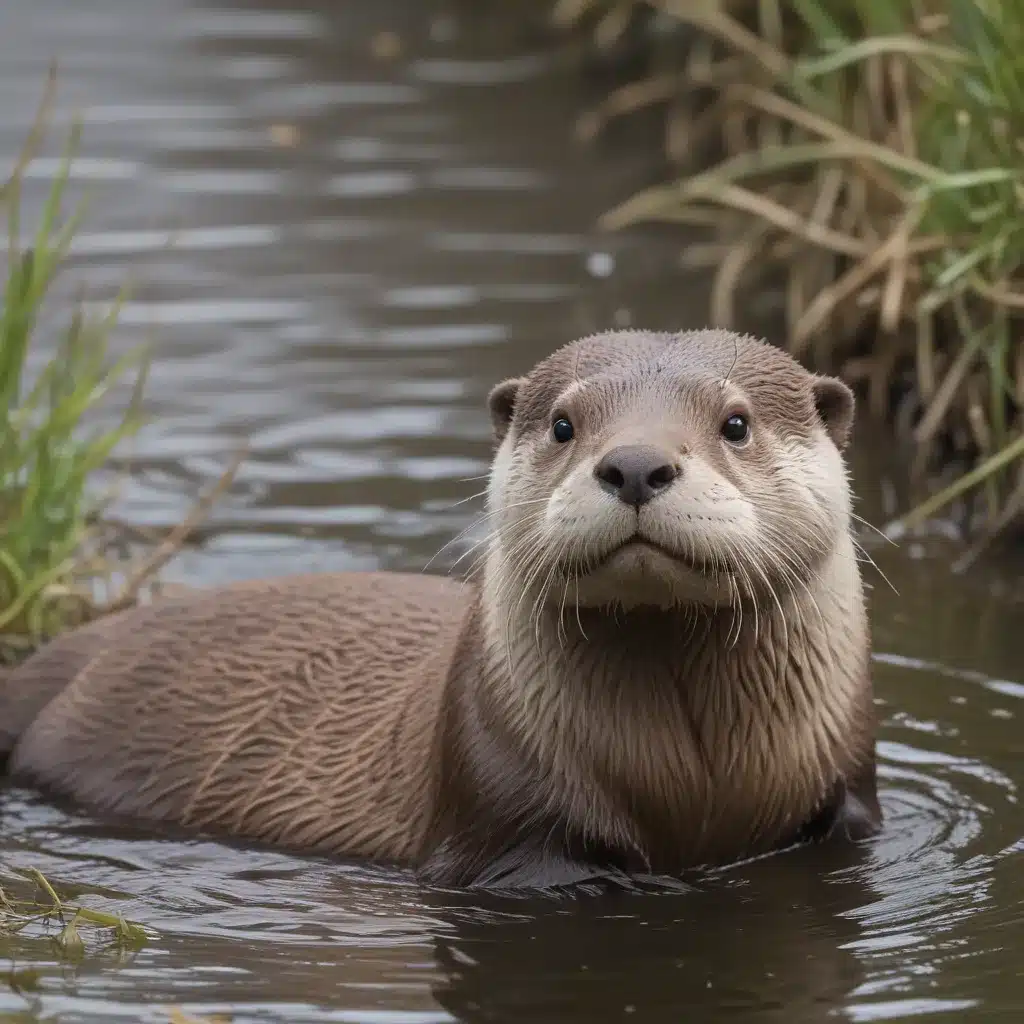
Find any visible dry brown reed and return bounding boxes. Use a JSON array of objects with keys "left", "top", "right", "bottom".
[{"left": 555, "top": 0, "right": 1024, "bottom": 545}]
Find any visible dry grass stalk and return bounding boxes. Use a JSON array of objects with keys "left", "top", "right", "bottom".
[
  {"left": 0, "top": 867, "right": 146, "bottom": 955},
  {"left": 560, "top": 0, "right": 1024, "bottom": 541}
]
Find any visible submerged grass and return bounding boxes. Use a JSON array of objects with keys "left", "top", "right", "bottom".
[
  {"left": 557, "top": 0, "right": 1024, "bottom": 544},
  {"left": 0, "top": 868, "right": 151, "bottom": 1017},
  {"left": 0, "top": 868, "right": 146, "bottom": 958},
  {"left": 0, "top": 71, "right": 240, "bottom": 662}
]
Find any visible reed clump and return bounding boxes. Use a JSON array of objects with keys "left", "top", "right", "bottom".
[
  {"left": 1, "top": 70, "right": 246, "bottom": 962},
  {"left": 1, "top": 72, "right": 238, "bottom": 664},
  {"left": 556, "top": 0, "right": 1024, "bottom": 542}
]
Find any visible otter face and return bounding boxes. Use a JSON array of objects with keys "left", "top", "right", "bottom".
[{"left": 485, "top": 330, "right": 855, "bottom": 611}]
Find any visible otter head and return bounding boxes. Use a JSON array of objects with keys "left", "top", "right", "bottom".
[{"left": 484, "top": 329, "right": 855, "bottom": 611}]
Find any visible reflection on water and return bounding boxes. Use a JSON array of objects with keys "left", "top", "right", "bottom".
[{"left": 1, "top": 1, "right": 1022, "bottom": 1022}]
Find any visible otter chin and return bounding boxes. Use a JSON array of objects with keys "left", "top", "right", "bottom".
[
  {"left": 566, "top": 535, "right": 734, "bottom": 610},
  {"left": 0, "top": 329, "right": 881, "bottom": 891}
]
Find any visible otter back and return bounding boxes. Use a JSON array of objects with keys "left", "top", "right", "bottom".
[{"left": 3, "top": 572, "right": 470, "bottom": 864}]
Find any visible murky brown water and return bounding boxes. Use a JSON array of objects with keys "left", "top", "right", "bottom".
[{"left": 1, "top": 2, "right": 1022, "bottom": 1022}]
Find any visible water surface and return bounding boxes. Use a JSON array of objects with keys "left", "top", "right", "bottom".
[{"left": 0, "top": 2, "right": 1021, "bottom": 1021}]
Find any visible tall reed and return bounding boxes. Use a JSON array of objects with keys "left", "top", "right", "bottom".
[{"left": 558, "top": 0, "right": 1024, "bottom": 541}]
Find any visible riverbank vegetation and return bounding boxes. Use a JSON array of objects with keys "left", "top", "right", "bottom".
[
  {"left": 555, "top": 0, "right": 1024, "bottom": 547},
  {"left": 0, "top": 72, "right": 237, "bottom": 665},
  {"left": 0, "top": 73, "right": 214, "bottom": 961}
]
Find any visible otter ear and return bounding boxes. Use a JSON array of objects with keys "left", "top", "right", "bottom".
[
  {"left": 488, "top": 377, "right": 525, "bottom": 444},
  {"left": 812, "top": 375, "right": 855, "bottom": 449}
]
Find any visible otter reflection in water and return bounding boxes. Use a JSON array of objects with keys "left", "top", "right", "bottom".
[
  {"left": 429, "top": 845, "right": 878, "bottom": 1024},
  {"left": 1, "top": 329, "right": 880, "bottom": 889}
]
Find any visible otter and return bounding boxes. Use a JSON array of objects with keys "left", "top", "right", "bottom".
[{"left": 0, "top": 329, "right": 881, "bottom": 888}]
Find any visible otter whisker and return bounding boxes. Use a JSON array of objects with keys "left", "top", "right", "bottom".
[
  {"left": 727, "top": 543, "right": 759, "bottom": 649},
  {"left": 425, "top": 498, "right": 549, "bottom": 572},
  {"left": 460, "top": 511, "right": 549, "bottom": 588},
  {"left": 556, "top": 572, "right": 572, "bottom": 650},
  {"left": 446, "top": 488, "right": 491, "bottom": 510},
  {"left": 466, "top": 520, "right": 540, "bottom": 585},
  {"left": 739, "top": 536, "right": 788, "bottom": 654},
  {"left": 726, "top": 559, "right": 750, "bottom": 649},
  {"left": 485, "top": 514, "right": 556, "bottom": 670},
  {"left": 495, "top": 531, "right": 549, "bottom": 615},
  {"left": 529, "top": 542, "right": 566, "bottom": 650},
  {"left": 849, "top": 508, "right": 898, "bottom": 547},
  {"left": 724, "top": 573, "right": 742, "bottom": 650},
  {"left": 456, "top": 509, "right": 549, "bottom": 578},
  {"left": 570, "top": 546, "right": 589, "bottom": 643},
  {"left": 550, "top": 538, "right": 588, "bottom": 647},
  {"left": 850, "top": 537, "right": 899, "bottom": 596},
  {"left": 720, "top": 532, "right": 761, "bottom": 643},
  {"left": 500, "top": 522, "right": 564, "bottom": 666},
  {"left": 753, "top": 529, "right": 831, "bottom": 647},
  {"left": 753, "top": 518, "right": 827, "bottom": 598},
  {"left": 540, "top": 538, "right": 580, "bottom": 645},
  {"left": 512, "top": 535, "right": 559, "bottom": 626}
]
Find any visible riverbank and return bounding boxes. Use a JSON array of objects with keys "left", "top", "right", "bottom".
[{"left": 554, "top": 0, "right": 1024, "bottom": 548}]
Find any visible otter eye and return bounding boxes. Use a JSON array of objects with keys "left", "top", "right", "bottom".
[
  {"left": 721, "top": 413, "right": 750, "bottom": 445},
  {"left": 552, "top": 417, "right": 575, "bottom": 443}
]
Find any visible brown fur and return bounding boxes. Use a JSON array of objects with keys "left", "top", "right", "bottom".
[{"left": 0, "top": 330, "right": 880, "bottom": 889}]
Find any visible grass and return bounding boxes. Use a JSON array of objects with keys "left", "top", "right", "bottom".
[
  {"left": 0, "top": 868, "right": 146, "bottom": 958},
  {"left": 1, "top": 870, "right": 234, "bottom": 1021},
  {"left": 1, "top": 866, "right": 220, "bottom": 1021},
  {"left": 0, "top": 70, "right": 251, "bottom": 988},
  {"left": 1, "top": 78, "right": 147, "bottom": 654},
  {"left": 0, "top": 70, "right": 241, "bottom": 662},
  {"left": 555, "top": 0, "right": 1024, "bottom": 545}
]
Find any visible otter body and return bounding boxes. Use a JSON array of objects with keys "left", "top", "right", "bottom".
[{"left": 0, "top": 330, "right": 881, "bottom": 888}]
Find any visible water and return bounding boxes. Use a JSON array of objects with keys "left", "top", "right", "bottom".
[{"left": 1, "top": 2, "right": 1021, "bottom": 1021}]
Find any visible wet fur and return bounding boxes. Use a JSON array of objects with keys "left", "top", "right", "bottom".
[{"left": 0, "top": 330, "right": 881, "bottom": 888}]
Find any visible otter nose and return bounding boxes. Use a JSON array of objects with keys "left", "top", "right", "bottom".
[{"left": 594, "top": 445, "right": 680, "bottom": 508}]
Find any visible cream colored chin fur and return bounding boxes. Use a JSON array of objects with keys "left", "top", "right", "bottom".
[
  {"left": 486, "top": 419, "right": 851, "bottom": 613},
  {"left": 541, "top": 448, "right": 753, "bottom": 609},
  {"left": 477, "top": 529, "right": 867, "bottom": 868}
]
